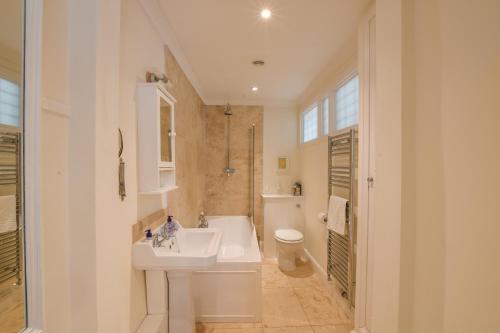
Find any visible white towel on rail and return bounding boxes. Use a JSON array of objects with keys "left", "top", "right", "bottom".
[
  {"left": 0, "top": 195, "right": 16, "bottom": 233},
  {"left": 327, "top": 195, "right": 348, "bottom": 235}
]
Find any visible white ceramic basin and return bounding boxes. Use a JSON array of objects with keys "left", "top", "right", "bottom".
[{"left": 132, "top": 228, "right": 222, "bottom": 271}]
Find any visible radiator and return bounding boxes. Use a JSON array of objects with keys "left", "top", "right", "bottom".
[
  {"left": 0, "top": 131, "right": 21, "bottom": 284},
  {"left": 327, "top": 129, "right": 357, "bottom": 307}
]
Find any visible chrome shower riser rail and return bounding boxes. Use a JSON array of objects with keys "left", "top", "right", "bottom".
[{"left": 248, "top": 124, "right": 256, "bottom": 230}]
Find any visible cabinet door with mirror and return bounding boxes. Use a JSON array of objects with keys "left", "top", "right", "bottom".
[
  {"left": 137, "top": 83, "right": 176, "bottom": 193},
  {"left": 159, "top": 93, "right": 175, "bottom": 168},
  {"left": 0, "top": 0, "right": 26, "bottom": 332}
]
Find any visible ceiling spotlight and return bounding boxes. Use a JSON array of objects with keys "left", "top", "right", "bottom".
[
  {"left": 261, "top": 8, "right": 272, "bottom": 19},
  {"left": 252, "top": 86, "right": 259, "bottom": 92}
]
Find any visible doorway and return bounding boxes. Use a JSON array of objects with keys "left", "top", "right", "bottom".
[
  {"left": 354, "top": 7, "right": 376, "bottom": 333},
  {"left": 0, "top": 0, "right": 26, "bottom": 332}
]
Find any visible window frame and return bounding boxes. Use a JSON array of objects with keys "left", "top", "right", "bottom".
[{"left": 320, "top": 97, "right": 330, "bottom": 136}]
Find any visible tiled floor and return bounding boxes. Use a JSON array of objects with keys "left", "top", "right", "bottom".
[
  {"left": 0, "top": 277, "right": 25, "bottom": 333},
  {"left": 196, "top": 259, "right": 353, "bottom": 333}
]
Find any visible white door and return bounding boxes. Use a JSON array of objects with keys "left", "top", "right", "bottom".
[{"left": 355, "top": 8, "right": 376, "bottom": 333}]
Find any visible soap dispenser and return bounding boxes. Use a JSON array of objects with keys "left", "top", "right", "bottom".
[
  {"left": 144, "top": 228, "right": 153, "bottom": 241},
  {"left": 165, "top": 215, "right": 179, "bottom": 237}
]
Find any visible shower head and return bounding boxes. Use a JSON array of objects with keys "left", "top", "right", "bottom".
[{"left": 224, "top": 103, "right": 232, "bottom": 116}]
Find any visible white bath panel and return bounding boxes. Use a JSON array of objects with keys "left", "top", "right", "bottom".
[{"left": 193, "top": 266, "right": 262, "bottom": 323}]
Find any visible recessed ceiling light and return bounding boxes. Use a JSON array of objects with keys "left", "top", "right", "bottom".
[
  {"left": 261, "top": 8, "right": 272, "bottom": 19},
  {"left": 252, "top": 86, "right": 259, "bottom": 92}
]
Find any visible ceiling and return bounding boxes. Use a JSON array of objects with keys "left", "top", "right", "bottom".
[{"left": 159, "top": 0, "right": 369, "bottom": 106}]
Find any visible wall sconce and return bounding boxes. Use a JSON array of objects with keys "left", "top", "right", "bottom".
[{"left": 146, "top": 71, "right": 169, "bottom": 84}]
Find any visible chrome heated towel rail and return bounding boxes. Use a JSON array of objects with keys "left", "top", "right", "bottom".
[
  {"left": 327, "top": 129, "right": 357, "bottom": 307},
  {"left": 0, "top": 132, "right": 21, "bottom": 285}
]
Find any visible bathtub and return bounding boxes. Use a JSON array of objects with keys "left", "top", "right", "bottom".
[{"left": 193, "top": 216, "right": 262, "bottom": 323}]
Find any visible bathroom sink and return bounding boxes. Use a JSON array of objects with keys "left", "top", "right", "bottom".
[{"left": 132, "top": 228, "right": 222, "bottom": 271}]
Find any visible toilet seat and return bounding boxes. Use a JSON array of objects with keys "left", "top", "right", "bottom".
[{"left": 274, "top": 229, "right": 303, "bottom": 243}]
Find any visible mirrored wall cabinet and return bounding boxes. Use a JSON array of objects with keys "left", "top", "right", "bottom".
[{"left": 136, "top": 83, "right": 177, "bottom": 215}]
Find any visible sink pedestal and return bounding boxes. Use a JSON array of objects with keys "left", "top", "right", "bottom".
[
  {"left": 145, "top": 271, "right": 196, "bottom": 333},
  {"left": 168, "top": 271, "right": 195, "bottom": 333},
  {"left": 133, "top": 228, "right": 222, "bottom": 333}
]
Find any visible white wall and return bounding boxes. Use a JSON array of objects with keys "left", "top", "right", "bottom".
[
  {"left": 298, "top": 137, "right": 329, "bottom": 273},
  {"left": 41, "top": 0, "right": 72, "bottom": 331},
  {"left": 119, "top": 0, "right": 168, "bottom": 330},
  {"left": 263, "top": 106, "right": 300, "bottom": 194},
  {"left": 440, "top": 1, "right": 500, "bottom": 329},
  {"left": 67, "top": 0, "right": 132, "bottom": 331},
  {"left": 367, "top": 1, "right": 404, "bottom": 332},
  {"left": 406, "top": 0, "right": 500, "bottom": 332},
  {"left": 0, "top": 44, "right": 21, "bottom": 84},
  {"left": 296, "top": 39, "right": 357, "bottom": 274}
]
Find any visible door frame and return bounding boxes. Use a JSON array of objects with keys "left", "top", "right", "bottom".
[
  {"left": 23, "top": 0, "right": 44, "bottom": 331},
  {"left": 354, "top": 5, "right": 375, "bottom": 333}
]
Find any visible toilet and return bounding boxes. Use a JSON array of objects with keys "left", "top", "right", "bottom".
[{"left": 274, "top": 228, "right": 304, "bottom": 271}]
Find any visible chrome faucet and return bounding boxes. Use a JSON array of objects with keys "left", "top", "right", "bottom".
[
  {"left": 198, "top": 212, "right": 208, "bottom": 228},
  {"left": 152, "top": 216, "right": 180, "bottom": 248},
  {"left": 152, "top": 233, "right": 170, "bottom": 248}
]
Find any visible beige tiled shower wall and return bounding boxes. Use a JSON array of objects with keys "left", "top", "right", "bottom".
[
  {"left": 164, "top": 47, "right": 206, "bottom": 227},
  {"left": 203, "top": 105, "right": 264, "bottom": 238}
]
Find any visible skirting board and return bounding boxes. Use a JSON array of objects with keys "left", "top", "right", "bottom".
[
  {"left": 303, "top": 248, "right": 327, "bottom": 282},
  {"left": 136, "top": 314, "right": 167, "bottom": 333}
]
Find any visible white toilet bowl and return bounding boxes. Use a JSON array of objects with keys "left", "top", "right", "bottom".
[{"left": 274, "top": 229, "right": 304, "bottom": 271}]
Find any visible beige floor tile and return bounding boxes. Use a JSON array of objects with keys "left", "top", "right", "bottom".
[
  {"left": 262, "top": 288, "right": 309, "bottom": 328},
  {"left": 262, "top": 264, "right": 290, "bottom": 289},
  {"left": 294, "top": 288, "right": 351, "bottom": 326},
  {"left": 281, "top": 260, "right": 315, "bottom": 279},
  {"left": 311, "top": 324, "right": 353, "bottom": 333},
  {"left": 197, "top": 323, "right": 263, "bottom": 329},
  {"left": 278, "top": 261, "right": 324, "bottom": 292},
  {"left": 197, "top": 323, "right": 263, "bottom": 333},
  {"left": 264, "top": 326, "right": 314, "bottom": 332},
  {"left": 0, "top": 277, "right": 25, "bottom": 333},
  {"left": 262, "top": 258, "right": 278, "bottom": 265},
  {"left": 212, "top": 329, "right": 263, "bottom": 333},
  {"left": 287, "top": 274, "right": 324, "bottom": 291}
]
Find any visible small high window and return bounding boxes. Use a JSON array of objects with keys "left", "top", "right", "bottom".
[
  {"left": 335, "top": 75, "right": 359, "bottom": 130},
  {"left": 0, "top": 78, "right": 21, "bottom": 128},
  {"left": 302, "top": 105, "right": 318, "bottom": 143}
]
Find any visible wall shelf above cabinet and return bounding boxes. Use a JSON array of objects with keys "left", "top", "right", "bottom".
[
  {"left": 136, "top": 83, "right": 177, "bottom": 217},
  {"left": 138, "top": 185, "right": 179, "bottom": 196}
]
